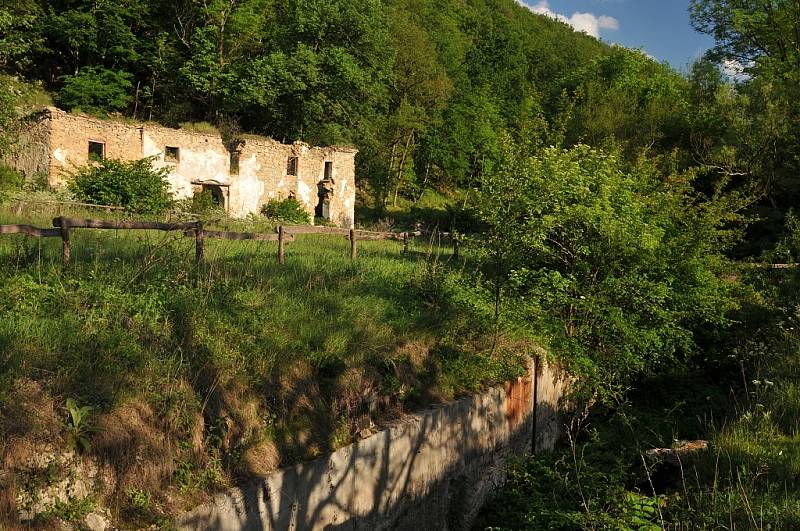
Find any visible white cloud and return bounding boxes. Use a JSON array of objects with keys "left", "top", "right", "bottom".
[
  {"left": 720, "top": 58, "right": 751, "bottom": 80},
  {"left": 518, "top": 0, "right": 619, "bottom": 38}
]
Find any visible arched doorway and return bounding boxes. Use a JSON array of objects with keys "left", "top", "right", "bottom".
[
  {"left": 316, "top": 179, "right": 334, "bottom": 220},
  {"left": 202, "top": 184, "right": 225, "bottom": 209}
]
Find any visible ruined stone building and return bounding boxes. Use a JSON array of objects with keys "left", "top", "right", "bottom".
[{"left": 8, "top": 107, "right": 357, "bottom": 227}]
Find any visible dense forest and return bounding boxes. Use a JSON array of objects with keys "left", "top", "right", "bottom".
[
  {"left": 2, "top": 0, "right": 795, "bottom": 249},
  {"left": 3, "top": 0, "right": 800, "bottom": 528}
]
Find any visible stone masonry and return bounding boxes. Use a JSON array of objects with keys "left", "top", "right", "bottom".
[{"left": 8, "top": 108, "right": 357, "bottom": 227}]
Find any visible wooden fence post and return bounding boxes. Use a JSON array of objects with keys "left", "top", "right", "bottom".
[
  {"left": 278, "top": 225, "right": 285, "bottom": 265},
  {"left": 195, "top": 221, "right": 204, "bottom": 266},
  {"left": 403, "top": 232, "right": 409, "bottom": 254},
  {"left": 350, "top": 228, "right": 357, "bottom": 260},
  {"left": 59, "top": 217, "right": 70, "bottom": 268},
  {"left": 453, "top": 234, "right": 460, "bottom": 260}
]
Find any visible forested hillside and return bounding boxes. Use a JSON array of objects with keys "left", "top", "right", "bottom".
[
  {"left": 4, "top": 0, "right": 797, "bottom": 254},
  {"left": 0, "top": 0, "right": 605, "bottom": 203}
]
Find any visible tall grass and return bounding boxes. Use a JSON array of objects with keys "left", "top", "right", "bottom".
[{"left": 0, "top": 201, "right": 528, "bottom": 525}]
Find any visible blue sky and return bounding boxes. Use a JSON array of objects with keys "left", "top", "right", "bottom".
[{"left": 517, "top": 1, "right": 716, "bottom": 71}]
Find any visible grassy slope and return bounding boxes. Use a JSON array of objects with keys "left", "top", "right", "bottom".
[{"left": 0, "top": 203, "right": 527, "bottom": 527}]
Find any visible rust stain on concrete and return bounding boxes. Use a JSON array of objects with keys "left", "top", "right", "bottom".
[{"left": 504, "top": 375, "right": 533, "bottom": 430}]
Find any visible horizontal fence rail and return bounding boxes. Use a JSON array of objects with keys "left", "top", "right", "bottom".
[
  {"left": 0, "top": 224, "right": 62, "bottom": 238},
  {"left": 0, "top": 216, "right": 460, "bottom": 268}
]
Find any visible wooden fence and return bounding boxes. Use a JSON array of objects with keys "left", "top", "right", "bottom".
[{"left": 0, "top": 217, "right": 459, "bottom": 268}]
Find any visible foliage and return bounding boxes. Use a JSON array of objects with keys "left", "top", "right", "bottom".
[
  {"left": 479, "top": 263, "right": 800, "bottom": 530},
  {"left": 55, "top": 67, "right": 133, "bottom": 113},
  {"left": 0, "top": 202, "right": 520, "bottom": 523},
  {"left": 68, "top": 157, "right": 173, "bottom": 213},
  {"left": 261, "top": 197, "right": 311, "bottom": 224},
  {"left": 180, "top": 189, "right": 225, "bottom": 216},
  {"left": 65, "top": 398, "right": 93, "bottom": 453},
  {"left": 474, "top": 139, "right": 748, "bottom": 396},
  {"left": 0, "top": 164, "right": 24, "bottom": 191}
]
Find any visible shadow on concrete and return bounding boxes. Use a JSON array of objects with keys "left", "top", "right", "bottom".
[{"left": 176, "top": 361, "right": 568, "bottom": 530}]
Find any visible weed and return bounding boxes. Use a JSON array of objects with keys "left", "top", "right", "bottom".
[
  {"left": 65, "top": 398, "right": 94, "bottom": 454},
  {"left": 41, "top": 495, "right": 96, "bottom": 523}
]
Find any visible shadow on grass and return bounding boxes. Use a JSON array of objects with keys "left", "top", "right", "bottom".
[{"left": 0, "top": 226, "right": 506, "bottom": 495}]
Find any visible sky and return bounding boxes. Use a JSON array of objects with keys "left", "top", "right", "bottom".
[{"left": 516, "top": 1, "right": 716, "bottom": 71}]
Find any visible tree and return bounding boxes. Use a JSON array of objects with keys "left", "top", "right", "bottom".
[
  {"left": 691, "top": 0, "right": 800, "bottom": 250},
  {"left": 474, "top": 138, "right": 748, "bottom": 394},
  {"left": 56, "top": 67, "right": 134, "bottom": 112},
  {"left": 690, "top": 0, "right": 800, "bottom": 82}
]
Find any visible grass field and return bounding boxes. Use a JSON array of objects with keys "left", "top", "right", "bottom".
[{"left": 0, "top": 202, "right": 528, "bottom": 527}]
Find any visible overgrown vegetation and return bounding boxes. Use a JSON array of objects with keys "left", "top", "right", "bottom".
[
  {"left": 0, "top": 203, "right": 525, "bottom": 526},
  {"left": 478, "top": 260, "right": 800, "bottom": 529},
  {"left": 261, "top": 197, "right": 311, "bottom": 225},
  {"left": 3, "top": 0, "right": 800, "bottom": 528},
  {"left": 68, "top": 157, "right": 173, "bottom": 213}
]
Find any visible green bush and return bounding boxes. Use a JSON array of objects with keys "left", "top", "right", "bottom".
[
  {"left": 56, "top": 67, "right": 133, "bottom": 113},
  {"left": 0, "top": 164, "right": 24, "bottom": 191},
  {"left": 261, "top": 197, "right": 310, "bottom": 224},
  {"left": 176, "top": 189, "right": 225, "bottom": 216},
  {"left": 68, "top": 157, "right": 173, "bottom": 213}
]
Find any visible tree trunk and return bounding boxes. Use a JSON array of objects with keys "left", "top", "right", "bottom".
[{"left": 393, "top": 131, "right": 415, "bottom": 207}]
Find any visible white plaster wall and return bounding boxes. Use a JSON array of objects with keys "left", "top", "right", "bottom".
[
  {"left": 31, "top": 108, "right": 357, "bottom": 225},
  {"left": 232, "top": 152, "right": 266, "bottom": 217},
  {"left": 142, "top": 130, "right": 231, "bottom": 201}
]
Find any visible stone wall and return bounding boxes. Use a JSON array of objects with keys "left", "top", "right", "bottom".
[
  {"left": 176, "top": 359, "right": 569, "bottom": 531},
  {"left": 6, "top": 111, "right": 51, "bottom": 181},
  {"left": 10, "top": 108, "right": 357, "bottom": 227}
]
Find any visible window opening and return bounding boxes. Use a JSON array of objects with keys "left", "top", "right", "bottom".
[
  {"left": 88, "top": 141, "right": 105, "bottom": 161},
  {"left": 324, "top": 161, "right": 333, "bottom": 181},
  {"left": 230, "top": 152, "right": 240, "bottom": 175},
  {"left": 287, "top": 156, "right": 299, "bottom": 176},
  {"left": 165, "top": 146, "right": 180, "bottom": 162}
]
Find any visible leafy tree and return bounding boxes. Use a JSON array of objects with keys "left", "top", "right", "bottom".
[
  {"left": 56, "top": 67, "right": 133, "bottom": 112},
  {"left": 69, "top": 157, "right": 173, "bottom": 213},
  {"left": 0, "top": 5, "right": 41, "bottom": 71},
  {"left": 474, "top": 138, "right": 748, "bottom": 396},
  {"left": 690, "top": 0, "right": 800, "bottom": 82},
  {"left": 691, "top": 0, "right": 800, "bottom": 251}
]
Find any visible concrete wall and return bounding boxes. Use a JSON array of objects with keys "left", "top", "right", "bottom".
[
  {"left": 10, "top": 108, "right": 357, "bottom": 227},
  {"left": 177, "top": 359, "right": 569, "bottom": 531}
]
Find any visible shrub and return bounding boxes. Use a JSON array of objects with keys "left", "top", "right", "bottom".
[
  {"left": 261, "top": 197, "right": 310, "bottom": 224},
  {"left": 56, "top": 67, "right": 133, "bottom": 113},
  {"left": 184, "top": 189, "right": 225, "bottom": 216},
  {"left": 0, "top": 164, "right": 24, "bottom": 191},
  {"left": 68, "top": 157, "right": 173, "bottom": 213}
]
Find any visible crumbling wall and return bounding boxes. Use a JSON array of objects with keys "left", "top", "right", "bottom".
[
  {"left": 142, "top": 126, "right": 231, "bottom": 202},
  {"left": 18, "top": 108, "right": 357, "bottom": 226},
  {"left": 6, "top": 111, "right": 51, "bottom": 182},
  {"left": 242, "top": 138, "right": 357, "bottom": 227},
  {"left": 47, "top": 109, "right": 141, "bottom": 186},
  {"left": 177, "top": 360, "right": 569, "bottom": 531}
]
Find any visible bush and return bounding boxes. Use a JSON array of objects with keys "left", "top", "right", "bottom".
[
  {"left": 179, "top": 189, "right": 225, "bottom": 216},
  {"left": 56, "top": 68, "right": 133, "bottom": 113},
  {"left": 261, "top": 197, "right": 310, "bottom": 224},
  {"left": 68, "top": 157, "right": 173, "bottom": 213},
  {"left": 0, "top": 164, "right": 24, "bottom": 191}
]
